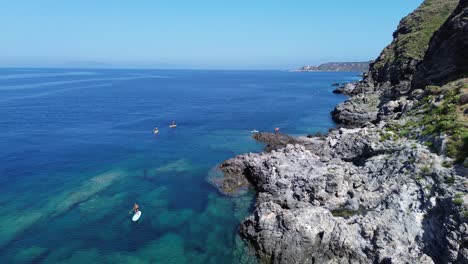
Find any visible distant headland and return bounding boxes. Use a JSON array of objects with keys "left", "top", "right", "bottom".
[{"left": 291, "top": 61, "right": 371, "bottom": 72}]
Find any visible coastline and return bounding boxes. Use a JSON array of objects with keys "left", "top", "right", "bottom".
[
  {"left": 218, "top": 123, "right": 466, "bottom": 263},
  {"left": 216, "top": 0, "right": 468, "bottom": 263}
]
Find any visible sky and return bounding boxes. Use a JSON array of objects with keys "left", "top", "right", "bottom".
[{"left": 0, "top": 0, "right": 425, "bottom": 69}]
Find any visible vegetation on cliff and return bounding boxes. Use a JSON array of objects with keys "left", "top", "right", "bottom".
[
  {"left": 335, "top": 0, "right": 467, "bottom": 165},
  {"left": 413, "top": 0, "right": 468, "bottom": 87},
  {"left": 388, "top": 79, "right": 468, "bottom": 164},
  {"left": 369, "top": 0, "right": 458, "bottom": 88}
]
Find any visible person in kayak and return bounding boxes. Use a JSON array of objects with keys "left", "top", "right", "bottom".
[{"left": 133, "top": 203, "right": 140, "bottom": 213}]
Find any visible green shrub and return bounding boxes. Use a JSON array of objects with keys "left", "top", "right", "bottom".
[
  {"left": 424, "top": 141, "right": 434, "bottom": 149},
  {"left": 401, "top": 79, "right": 467, "bottom": 163},
  {"left": 399, "top": 129, "right": 410, "bottom": 137},
  {"left": 421, "top": 165, "right": 431, "bottom": 174},
  {"left": 445, "top": 176, "right": 455, "bottom": 185},
  {"left": 453, "top": 197, "right": 464, "bottom": 206},
  {"left": 442, "top": 160, "right": 452, "bottom": 168},
  {"left": 331, "top": 209, "right": 358, "bottom": 218},
  {"left": 380, "top": 132, "right": 393, "bottom": 142},
  {"left": 463, "top": 211, "right": 468, "bottom": 218}
]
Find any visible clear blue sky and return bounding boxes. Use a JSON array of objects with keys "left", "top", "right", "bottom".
[{"left": 0, "top": 0, "right": 424, "bottom": 69}]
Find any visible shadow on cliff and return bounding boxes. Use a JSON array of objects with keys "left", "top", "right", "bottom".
[{"left": 421, "top": 197, "right": 453, "bottom": 263}]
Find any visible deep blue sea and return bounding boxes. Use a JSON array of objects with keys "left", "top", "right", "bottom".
[{"left": 0, "top": 68, "right": 359, "bottom": 263}]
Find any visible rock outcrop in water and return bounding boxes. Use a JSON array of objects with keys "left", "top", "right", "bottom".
[
  {"left": 332, "top": 83, "right": 356, "bottom": 95},
  {"left": 222, "top": 127, "right": 467, "bottom": 263},
  {"left": 217, "top": 0, "right": 468, "bottom": 263}
]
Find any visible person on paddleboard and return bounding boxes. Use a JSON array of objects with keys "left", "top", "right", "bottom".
[{"left": 133, "top": 203, "right": 140, "bottom": 213}]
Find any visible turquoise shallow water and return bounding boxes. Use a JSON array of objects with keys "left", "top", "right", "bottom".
[{"left": 0, "top": 69, "right": 358, "bottom": 263}]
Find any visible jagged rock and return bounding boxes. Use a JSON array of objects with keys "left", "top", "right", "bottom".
[
  {"left": 433, "top": 134, "right": 449, "bottom": 155},
  {"left": 377, "top": 97, "right": 415, "bottom": 121},
  {"left": 379, "top": 100, "right": 400, "bottom": 115},
  {"left": 460, "top": 94, "right": 468, "bottom": 105},
  {"left": 331, "top": 94, "right": 380, "bottom": 127},
  {"left": 411, "top": 89, "right": 426, "bottom": 100},
  {"left": 213, "top": 155, "right": 252, "bottom": 195},
  {"left": 332, "top": 83, "right": 356, "bottom": 95},
  {"left": 218, "top": 127, "right": 468, "bottom": 263},
  {"left": 252, "top": 132, "right": 305, "bottom": 152}
]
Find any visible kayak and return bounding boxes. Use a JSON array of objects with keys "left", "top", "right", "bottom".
[
  {"left": 169, "top": 125, "right": 177, "bottom": 128},
  {"left": 132, "top": 211, "right": 142, "bottom": 222}
]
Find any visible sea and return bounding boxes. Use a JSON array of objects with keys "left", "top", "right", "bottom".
[{"left": 0, "top": 68, "right": 359, "bottom": 263}]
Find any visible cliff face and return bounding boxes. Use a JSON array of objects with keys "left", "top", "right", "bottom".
[
  {"left": 217, "top": 0, "right": 468, "bottom": 263},
  {"left": 413, "top": 0, "right": 468, "bottom": 88},
  {"left": 333, "top": 0, "right": 468, "bottom": 161},
  {"left": 366, "top": 0, "right": 458, "bottom": 95},
  {"left": 332, "top": 0, "right": 460, "bottom": 126}
]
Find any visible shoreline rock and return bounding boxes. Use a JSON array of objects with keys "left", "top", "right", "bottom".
[
  {"left": 218, "top": 125, "right": 467, "bottom": 263},
  {"left": 332, "top": 82, "right": 357, "bottom": 95},
  {"left": 214, "top": 1, "right": 468, "bottom": 263}
]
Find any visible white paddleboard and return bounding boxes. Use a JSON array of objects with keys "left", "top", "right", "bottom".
[{"left": 132, "top": 211, "right": 141, "bottom": 221}]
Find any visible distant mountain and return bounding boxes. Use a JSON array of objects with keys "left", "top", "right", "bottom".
[{"left": 292, "top": 61, "right": 371, "bottom": 72}]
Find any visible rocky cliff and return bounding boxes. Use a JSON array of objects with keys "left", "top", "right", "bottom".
[
  {"left": 413, "top": 0, "right": 468, "bottom": 88},
  {"left": 216, "top": 0, "right": 468, "bottom": 263},
  {"left": 365, "top": 0, "right": 458, "bottom": 94},
  {"left": 332, "top": 0, "right": 460, "bottom": 126}
]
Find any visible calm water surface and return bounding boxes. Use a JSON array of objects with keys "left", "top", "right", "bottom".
[{"left": 0, "top": 68, "right": 359, "bottom": 263}]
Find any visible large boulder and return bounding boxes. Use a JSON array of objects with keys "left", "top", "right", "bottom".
[{"left": 331, "top": 94, "right": 380, "bottom": 127}]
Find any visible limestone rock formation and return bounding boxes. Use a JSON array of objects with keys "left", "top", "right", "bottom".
[{"left": 222, "top": 127, "right": 468, "bottom": 263}]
